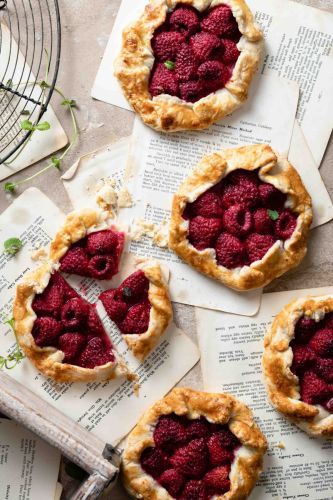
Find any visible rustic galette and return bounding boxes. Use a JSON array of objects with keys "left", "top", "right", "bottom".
[
  {"left": 263, "top": 295, "right": 333, "bottom": 439},
  {"left": 13, "top": 209, "right": 172, "bottom": 381},
  {"left": 121, "top": 387, "right": 267, "bottom": 499},
  {"left": 169, "top": 144, "right": 313, "bottom": 291},
  {"left": 114, "top": 0, "right": 263, "bottom": 131}
]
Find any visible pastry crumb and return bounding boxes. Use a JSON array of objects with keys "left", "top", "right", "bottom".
[
  {"left": 118, "top": 187, "right": 133, "bottom": 208},
  {"left": 30, "top": 247, "right": 48, "bottom": 261},
  {"left": 275, "top": 441, "right": 285, "bottom": 449},
  {"left": 95, "top": 178, "right": 133, "bottom": 216},
  {"left": 152, "top": 220, "right": 169, "bottom": 248},
  {"left": 130, "top": 218, "right": 169, "bottom": 248}
]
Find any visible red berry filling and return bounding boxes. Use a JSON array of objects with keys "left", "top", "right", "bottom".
[
  {"left": 31, "top": 272, "right": 115, "bottom": 369},
  {"left": 183, "top": 169, "right": 298, "bottom": 269},
  {"left": 149, "top": 5, "right": 241, "bottom": 102},
  {"left": 59, "top": 229, "right": 124, "bottom": 280},
  {"left": 140, "top": 414, "right": 240, "bottom": 499},
  {"left": 291, "top": 313, "right": 333, "bottom": 412},
  {"left": 99, "top": 270, "right": 151, "bottom": 335}
]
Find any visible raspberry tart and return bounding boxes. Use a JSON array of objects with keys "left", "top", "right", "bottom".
[
  {"left": 263, "top": 295, "right": 333, "bottom": 439},
  {"left": 100, "top": 262, "right": 173, "bottom": 361},
  {"left": 169, "top": 144, "right": 312, "bottom": 291},
  {"left": 121, "top": 387, "right": 267, "bottom": 499},
  {"left": 114, "top": 0, "right": 262, "bottom": 132}
]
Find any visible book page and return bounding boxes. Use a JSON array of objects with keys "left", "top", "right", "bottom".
[
  {"left": 196, "top": 286, "right": 333, "bottom": 499},
  {"left": 0, "top": 188, "right": 200, "bottom": 445},
  {"left": 0, "top": 418, "right": 60, "bottom": 500},
  {"left": 0, "top": 23, "right": 68, "bottom": 178}
]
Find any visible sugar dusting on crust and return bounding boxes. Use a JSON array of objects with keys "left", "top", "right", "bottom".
[
  {"left": 130, "top": 218, "right": 169, "bottom": 248},
  {"left": 95, "top": 178, "right": 133, "bottom": 217}
]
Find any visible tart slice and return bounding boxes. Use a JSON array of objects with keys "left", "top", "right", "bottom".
[
  {"left": 121, "top": 387, "right": 267, "bottom": 499},
  {"left": 13, "top": 266, "right": 125, "bottom": 382},
  {"left": 263, "top": 295, "right": 333, "bottom": 439},
  {"left": 169, "top": 144, "right": 313, "bottom": 291},
  {"left": 50, "top": 209, "right": 125, "bottom": 280},
  {"left": 100, "top": 261, "right": 173, "bottom": 361},
  {"left": 115, "top": 0, "right": 262, "bottom": 131}
]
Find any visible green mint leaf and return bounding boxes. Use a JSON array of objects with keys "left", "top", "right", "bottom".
[
  {"left": 164, "top": 60, "right": 175, "bottom": 70},
  {"left": 122, "top": 286, "right": 132, "bottom": 298},
  {"left": 4, "top": 237, "right": 23, "bottom": 255},
  {"left": 61, "top": 99, "right": 77, "bottom": 108},
  {"left": 21, "top": 119, "right": 34, "bottom": 131},
  {"left": 4, "top": 182, "right": 17, "bottom": 193},
  {"left": 20, "top": 109, "right": 30, "bottom": 116},
  {"left": 4, "top": 318, "right": 15, "bottom": 330},
  {"left": 35, "top": 121, "right": 50, "bottom": 131},
  {"left": 6, "top": 79, "right": 13, "bottom": 87},
  {"left": 267, "top": 209, "right": 279, "bottom": 221},
  {"left": 51, "top": 156, "right": 61, "bottom": 169},
  {"left": 40, "top": 80, "right": 50, "bottom": 89}
]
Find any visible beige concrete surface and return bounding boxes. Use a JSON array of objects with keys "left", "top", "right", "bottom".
[{"left": 0, "top": 0, "right": 332, "bottom": 497}]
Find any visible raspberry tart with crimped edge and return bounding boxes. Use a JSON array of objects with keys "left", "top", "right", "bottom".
[
  {"left": 114, "top": 0, "right": 262, "bottom": 132},
  {"left": 121, "top": 387, "right": 267, "bottom": 499},
  {"left": 169, "top": 144, "right": 312, "bottom": 291},
  {"left": 262, "top": 295, "right": 333, "bottom": 439}
]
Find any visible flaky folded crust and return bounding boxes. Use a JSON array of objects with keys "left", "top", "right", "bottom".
[
  {"left": 169, "top": 144, "right": 313, "bottom": 291},
  {"left": 122, "top": 387, "right": 267, "bottom": 499},
  {"left": 123, "top": 261, "right": 173, "bottom": 361},
  {"left": 13, "top": 261, "right": 127, "bottom": 383},
  {"left": 262, "top": 295, "right": 333, "bottom": 439},
  {"left": 114, "top": 0, "right": 263, "bottom": 132}
]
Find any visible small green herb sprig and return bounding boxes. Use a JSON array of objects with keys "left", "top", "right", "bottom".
[
  {"left": 0, "top": 318, "right": 25, "bottom": 370},
  {"left": 3, "top": 237, "right": 23, "bottom": 255},
  {"left": 267, "top": 209, "right": 279, "bottom": 221}
]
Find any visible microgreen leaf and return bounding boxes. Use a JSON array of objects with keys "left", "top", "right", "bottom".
[
  {"left": 20, "top": 109, "right": 30, "bottom": 116},
  {"left": 51, "top": 156, "right": 61, "bottom": 169},
  {"left": 164, "top": 60, "right": 175, "bottom": 70},
  {"left": 61, "top": 99, "right": 77, "bottom": 108},
  {"left": 6, "top": 78, "right": 13, "bottom": 87},
  {"left": 267, "top": 209, "right": 279, "bottom": 221},
  {"left": 4, "top": 237, "right": 23, "bottom": 255},
  {"left": 0, "top": 317, "right": 24, "bottom": 371},
  {"left": 4, "top": 182, "right": 17, "bottom": 193},
  {"left": 40, "top": 80, "right": 50, "bottom": 89},
  {"left": 35, "top": 121, "right": 51, "bottom": 131},
  {"left": 122, "top": 286, "right": 132, "bottom": 298},
  {"left": 21, "top": 119, "right": 34, "bottom": 131}
]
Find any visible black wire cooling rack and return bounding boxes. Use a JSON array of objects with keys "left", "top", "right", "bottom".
[{"left": 0, "top": 0, "right": 61, "bottom": 164}]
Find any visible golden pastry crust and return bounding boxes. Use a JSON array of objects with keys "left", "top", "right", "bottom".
[
  {"left": 114, "top": 0, "right": 263, "bottom": 132},
  {"left": 262, "top": 295, "right": 333, "bottom": 439},
  {"left": 122, "top": 387, "right": 267, "bottom": 499},
  {"left": 122, "top": 261, "right": 173, "bottom": 361},
  {"left": 13, "top": 261, "right": 126, "bottom": 383},
  {"left": 169, "top": 144, "right": 313, "bottom": 291}
]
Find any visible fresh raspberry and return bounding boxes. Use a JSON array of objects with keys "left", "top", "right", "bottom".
[
  {"left": 159, "top": 468, "right": 185, "bottom": 497},
  {"left": 179, "top": 480, "right": 208, "bottom": 500},
  {"left": 119, "top": 270, "right": 149, "bottom": 301},
  {"left": 153, "top": 414, "right": 187, "bottom": 451},
  {"left": 275, "top": 209, "right": 297, "bottom": 240},
  {"left": 86, "top": 230, "right": 118, "bottom": 255},
  {"left": 222, "top": 39, "right": 240, "bottom": 63},
  {"left": 291, "top": 345, "right": 316, "bottom": 375},
  {"left": 120, "top": 301, "right": 151, "bottom": 334},
  {"left": 190, "top": 32, "right": 223, "bottom": 63},
  {"left": 88, "top": 255, "right": 115, "bottom": 279},
  {"left": 221, "top": 182, "right": 259, "bottom": 210},
  {"left": 169, "top": 6, "right": 200, "bottom": 37},
  {"left": 210, "top": 427, "right": 239, "bottom": 449},
  {"left": 197, "top": 61, "right": 230, "bottom": 90},
  {"left": 188, "top": 216, "right": 223, "bottom": 251},
  {"left": 253, "top": 208, "right": 274, "bottom": 235},
  {"left": 190, "top": 191, "right": 223, "bottom": 218},
  {"left": 32, "top": 281, "right": 64, "bottom": 318},
  {"left": 207, "top": 433, "right": 234, "bottom": 467},
  {"left": 170, "top": 438, "right": 209, "bottom": 478},
  {"left": 152, "top": 31, "right": 185, "bottom": 62},
  {"left": 58, "top": 333, "right": 86, "bottom": 363},
  {"left": 324, "top": 312, "right": 333, "bottom": 329},
  {"left": 225, "top": 169, "right": 258, "bottom": 187},
  {"left": 258, "top": 183, "right": 286, "bottom": 210},
  {"left": 186, "top": 419, "right": 211, "bottom": 441},
  {"left": 51, "top": 272, "right": 80, "bottom": 301},
  {"left": 60, "top": 246, "right": 90, "bottom": 276},
  {"left": 201, "top": 5, "right": 238, "bottom": 38},
  {"left": 308, "top": 329, "right": 333, "bottom": 357},
  {"left": 32, "top": 317, "right": 63, "bottom": 347},
  {"left": 87, "top": 306, "right": 105, "bottom": 336},
  {"left": 222, "top": 205, "right": 253, "bottom": 237},
  {"left": 99, "top": 289, "right": 128, "bottom": 323},
  {"left": 140, "top": 447, "right": 170, "bottom": 479},
  {"left": 78, "top": 337, "right": 115, "bottom": 368},
  {"left": 294, "top": 317, "right": 317, "bottom": 344},
  {"left": 61, "top": 298, "right": 89, "bottom": 330},
  {"left": 314, "top": 358, "right": 333, "bottom": 383},
  {"left": 246, "top": 233, "right": 276, "bottom": 264},
  {"left": 203, "top": 465, "right": 231, "bottom": 495},
  {"left": 175, "top": 44, "right": 199, "bottom": 83},
  {"left": 149, "top": 63, "right": 179, "bottom": 97},
  {"left": 215, "top": 233, "right": 245, "bottom": 269},
  {"left": 179, "top": 80, "right": 204, "bottom": 102},
  {"left": 300, "top": 371, "right": 331, "bottom": 405}
]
